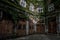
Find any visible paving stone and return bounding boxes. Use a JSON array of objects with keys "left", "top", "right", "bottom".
[{"left": 7, "top": 34, "right": 60, "bottom": 40}]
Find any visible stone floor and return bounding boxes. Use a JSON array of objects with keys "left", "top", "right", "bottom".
[{"left": 6, "top": 34, "right": 60, "bottom": 40}]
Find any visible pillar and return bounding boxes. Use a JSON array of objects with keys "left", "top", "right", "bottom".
[
  {"left": 58, "top": 13, "right": 60, "bottom": 33},
  {"left": 56, "top": 14, "right": 59, "bottom": 34},
  {"left": 34, "top": 23, "right": 37, "bottom": 32},
  {"left": 26, "top": 21, "right": 29, "bottom": 35}
]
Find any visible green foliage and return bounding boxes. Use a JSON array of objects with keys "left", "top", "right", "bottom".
[
  {"left": 0, "top": 0, "right": 28, "bottom": 24},
  {"left": 0, "top": 0, "right": 49, "bottom": 23}
]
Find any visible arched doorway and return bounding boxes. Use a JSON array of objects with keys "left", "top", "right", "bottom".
[
  {"left": 36, "top": 21, "right": 45, "bottom": 34},
  {"left": 48, "top": 17, "right": 57, "bottom": 34},
  {"left": 0, "top": 11, "right": 14, "bottom": 37}
]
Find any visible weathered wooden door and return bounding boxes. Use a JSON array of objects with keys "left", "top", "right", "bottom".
[
  {"left": 37, "top": 24, "right": 45, "bottom": 33},
  {"left": 48, "top": 21, "right": 57, "bottom": 34}
]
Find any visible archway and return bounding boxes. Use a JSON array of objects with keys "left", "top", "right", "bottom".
[{"left": 48, "top": 17, "right": 57, "bottom": 34}]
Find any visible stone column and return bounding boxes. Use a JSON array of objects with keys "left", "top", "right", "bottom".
[
  {"left": 46, "top": 18, "right": 48, "bottom": 33},
  {"left": 56, "top": 14, "right": 59, "bottom": 34},
  {"left": 45, "top": 24, "right": 48, "bottom": 33},
  {"left": 58, "top": 13, "right": 60, "bottom": 33},
  {"left": 26, "top": 21, "right": 29, "bottom": 35},
  {"left": 34, "top": 23, "right": 37, "bottom": 32}
]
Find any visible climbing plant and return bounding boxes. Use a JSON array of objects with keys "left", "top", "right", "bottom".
[{"left": 0, "top": 0, "right": 29, "bottom": 24}]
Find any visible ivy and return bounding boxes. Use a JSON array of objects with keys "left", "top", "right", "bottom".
[{"left": 0, "top": 0, "right": 28, "bottom": 24}]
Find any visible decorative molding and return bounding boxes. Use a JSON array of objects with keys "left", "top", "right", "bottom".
[
  {"left": 29, "top": 3, "right": 34, "bottom": 11},
  {"left": 36, "top": 7, "right": 43, "bottom": 13},
  {"left": 48, "top": 3, "right": 55, "bottom": 12},
  {"left": 20, "top": 0, "right": 27, "bottom": 8}
]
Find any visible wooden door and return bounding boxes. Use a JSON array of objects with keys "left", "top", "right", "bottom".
[
  {"left": 48, "top": 21, "right": 57, "bottom": 34},
  {"left": 37, "top": 24, "right": 45, "bottom": 33}
]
